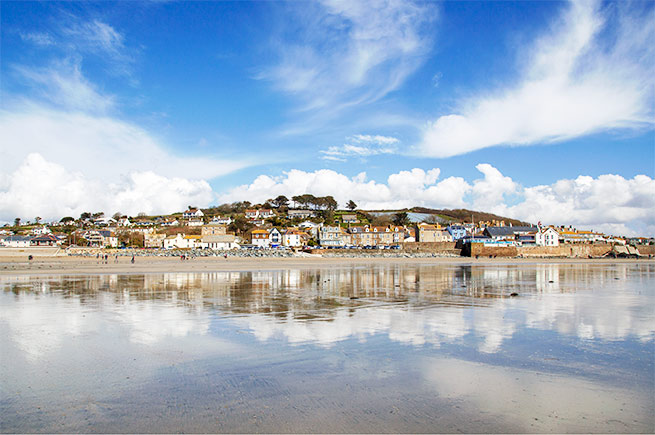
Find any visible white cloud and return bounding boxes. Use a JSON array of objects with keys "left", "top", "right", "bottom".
[
  {"left": 218, "top": 167, "right": 470, "bottom": 211},
  {"left": 0, "top": 104, "right": 247, "bottom": 184},
  {"left": 13, "top": 60, "right": 116, "bottom": 114},
  {"left": 261, "top": 0, "right": 436, "bottom": 113},
  {"left": 218, "top": 164, "right": 655, "bottom": 236},
  {"left": 419, "top": 0, "right": 654, "bottom": 157},
  {"left": 321, "top": 134, "right": 400, "bottom": 160},
  {"left": 0, "top": 153, "right": 214, "bottom": 220}
]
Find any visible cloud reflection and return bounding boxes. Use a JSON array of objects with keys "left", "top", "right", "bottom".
[{"left": 1, "top": 263, "right": 653, "bottom": 357}]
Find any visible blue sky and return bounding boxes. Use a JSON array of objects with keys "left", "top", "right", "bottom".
[{"left": 1, "top": 0, "right": 654, "bottom": 235}]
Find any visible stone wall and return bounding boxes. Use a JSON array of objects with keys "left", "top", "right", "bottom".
[
  {"left": 402, "top": 242, "right": 458, "bottom": 253},
  {"left": 636, "top": 245, "right": 655, "bottom": 256},
  {"left": 468, "top": 243, "right": 615, "bottom": 258}
]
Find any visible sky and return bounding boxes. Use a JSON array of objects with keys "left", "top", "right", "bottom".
[{"left": 0, "top": 0, "right": 654, "bottom": 236}]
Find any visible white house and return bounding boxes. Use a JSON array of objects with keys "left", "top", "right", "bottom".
[
  {"left": 283, "top": 229, "right": 305, "bottom": 247},
  {"left": 210, "top": 216, "right": 233, "bottom": 225},
  {"left": 187, "top": 218, "right": 204, "bottom": 227},
  {"left": 298, "top": 221, "right": 320, "bottom": 238},
  {"left": 163, "top": 234, "right": 201, "bottom": 249},
  {"left": 535, "top": 227, "right": 560, "bottom": 247},
  {"left": 183, "top": 208, "right": 204, "bottom": 219},
  {"left": 200, "top": 234, "right": 239, "bottom": 250},
  {"left": 250, "top": 229, "right": 270, "bottom": 248},
  {"left": 1, "top": 236, "right": 32, "bottom": 248},
  {"left": 31, "top": 226, "right": 52, "bottom": 236}
]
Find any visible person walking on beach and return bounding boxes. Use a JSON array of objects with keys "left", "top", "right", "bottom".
[{"left": 131, "top": 255, "right": 135, "bottom": 264}]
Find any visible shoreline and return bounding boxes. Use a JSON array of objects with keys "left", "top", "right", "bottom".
[{"left": 1, "top": 254, "right": 653, "bottom": 276}]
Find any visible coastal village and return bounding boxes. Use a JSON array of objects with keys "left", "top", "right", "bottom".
[{"left": 1, "top": 197, "right": 653, "bottom": 258}]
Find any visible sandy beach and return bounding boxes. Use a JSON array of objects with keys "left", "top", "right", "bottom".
[{"left": 1, "top": 249, "right": 652, "bottom": 275}]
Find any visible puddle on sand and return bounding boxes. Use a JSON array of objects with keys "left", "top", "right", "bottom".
[{"left": 1, "top": 262, "right": 653, "bottom": 433}]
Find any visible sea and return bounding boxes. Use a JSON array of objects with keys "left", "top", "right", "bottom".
[{"left": 1, "top": 261, "right": 653, "bottom": 433}]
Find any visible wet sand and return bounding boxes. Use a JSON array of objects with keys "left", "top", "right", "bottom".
[{"left": 1, "top": 252, "right": 652, "bottom": 275}]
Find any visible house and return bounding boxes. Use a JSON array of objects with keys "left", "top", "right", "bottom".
[
  {"left": 287, "top": 209, "right": 316, "bottom": 220},
  {"left": 1, "top": 236, "right": 33, "bottom": 248},
  {"left": 210, "top": 216, "right": 233, "bottom": 225},
  {"left": 341, "top": 214, "right": 359, "bottom": 224},
  {"left": 144, "top": 233, "right": 166, "bottom": 248},
  {"left": 200, "top": 234, "right": 239, "bottom": 250},
  {"left": 388, "top": 225, "right": 405, "bottom": 244},
  {"left": 245, "top": 209, "right": 260, "bottom": 219},
  {"left": 31, "top": 226, "right": 52, "bottom": 236},
  {"left": 94, "top": 217, "right": 116, "bottom": 227},
  {"left": 282, "top": 229, "right": 307, "bottom": 247},
  {"left": 259, "top": 209, "right": 275, "bottom": 219},
  {"left": 163, "top": 234, "right": 186, "bottom": 249},
  {"left": 183, "top": 208, "right": 204, "bottom": 219},
  {"left": 416, "top": 223, "right": 453, "bottom": 242},
  {"left": 161, "top": 219, "right": 180, "bottom": 227},
  {"left": 98, "top": 230, "right": 118, "bottom": 248},
  {"left": 117, "top": 217, "right": 132, "bottom": 227},
  {"left": 484, "top": 226, "right": 537, "bottom": 242},
  {"left": 187, "top": 218, "right": 204, "bottom": 227},
  {"left": 201, "top": 223, "right": 228, "bottom": 236},
  {"left": 82, "top": 231, "right": 105, "bottom": 247},
  {"left": 535, "top": 227, "right": 560, "bottom": 247},
  {"left": 349, "top": 226, "right": 374, "bottom": 247},
  {"left": 319, "top": 226, "right": 350, "bottom": 247},
  {"left": 249, "top": 229, "right": 270, "bottom": 247},
  {"left": 245, "top": 209, "right": 275, "bottom": 220},
  {"left": 447, "top": 225, "right": 468, "bottom": 241},
  {"left": 349, "top": 225, "right": 396, "bottom": 247},
  {"left": 298, "top": 221, "right": 320, "bottom": 238},
  {"left": 30, "top": 234, "right": 61, "bottom": 246}
]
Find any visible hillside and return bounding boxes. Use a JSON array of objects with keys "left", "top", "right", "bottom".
[{"left": 411, "top": 207, "right": 531, "bottom": 226}]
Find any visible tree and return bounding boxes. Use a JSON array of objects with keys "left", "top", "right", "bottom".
[
  {"left": 229, "top": 215, "right": 254, "bottom": 235},
  {"left": 422, "top": 214, "right": 440, "bottom": 225},
  {"left": 112, "top": 212, "right": 122, "bottom": 220},
  {"left": 34, "top": 217, "right": 42, "bottom": 224},
  {"left": 80, "top": 212, "right": 91, "bottom": 220},
  {"left": 323, "top": 196, "right": 338, "bottom": 211},
  {"left": 14, "top": 217, "right": 21, "bottom": 227},
  {"left": 273, "top": 195, "right": 289, "bottom": 208},
  {"left": 346, "top": 200, "right": 357, "bottom": 211},
  {"left": 371, "top": 214, "right": 392, "bottom": 226},
  {"left": 393, "top": 212, "right": 410, "bottom": 227},
  {"left": 60, "top": 216, "right": 75, "bottom": 224}
]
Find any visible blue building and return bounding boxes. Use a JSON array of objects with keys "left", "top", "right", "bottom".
[{"left": 447, "top": 225, "right": 468, "bottom": 240}]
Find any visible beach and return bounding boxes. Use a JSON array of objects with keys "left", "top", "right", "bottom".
[{"left": 1, "top": 248, "right": 652, "bottom": 275}]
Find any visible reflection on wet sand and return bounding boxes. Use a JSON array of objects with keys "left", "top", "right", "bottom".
[
  {"left": 0, "top": 262, "right": 653, "bottom": 433},
  {"left": 2, "top": 263, "right": 652, "bottom": 352}
]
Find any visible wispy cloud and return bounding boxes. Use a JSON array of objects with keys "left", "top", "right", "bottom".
[
  {"left": 261, "top": 0, "right": 436, "bottom": 116},
  {"left": 321, "top": 134, "right": 400, "bottom": 161},
  {"left": 19, "top": 32, "right": 55, "bottom": 46},
  {"left": 419, "top": 0, "right": 655, "bottom": 157},
  {"left": 13, "top": 60, "right": 116, "bottom": 114}
]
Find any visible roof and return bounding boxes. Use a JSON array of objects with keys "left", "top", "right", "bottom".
[
  {"left": 485, "top": 226, "right": 536, "bottom": 237},
  {"left": 5, "top": 236, "right": 33, "bottom": 242}
]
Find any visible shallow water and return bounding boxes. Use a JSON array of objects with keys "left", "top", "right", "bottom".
[{"left": 1, "top": 262, "right": 653, "bottom": 433}]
